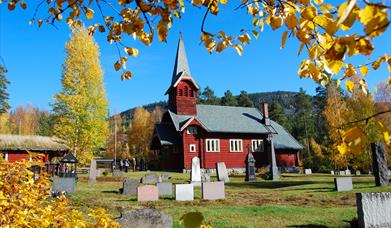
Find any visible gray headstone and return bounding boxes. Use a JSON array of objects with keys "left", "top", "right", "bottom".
[
  {"left": 216, "top": 162, "right": 229, "bottom": 183},
  {"left": 116, "top": 208, "right": 173, "bottom": 228},
  {"left": 371, "top": 143, "right": 389, "bottom": 186},
  {"left": 356, "top": 170, "right": 361, "bottom": 176},
  {"left": 345, "top": 169, "right": 351, "bottom": 175},
  {"left": 356, "top": 192, "right": 391, "bottom": 228},
  {"left": 88, "top": 160, "right": 97, "bottom": 184},
  {"left": 201, "top": 173, "right": 210, "bottom": 182},
  {"left": 141, "top": 174, "right": 162, "bottom": 185},
  {"left": 339, "top": 170, "right": 346, "bottom": 176},
  {"left": 122, "top": 179, "right": 140, "bottom": 195},
  {"left": 52, "top": 177, "right": 76, "bottom": 193},
  {"left": 331, "top": 170, "right": 335, "bottom": 175},
  {"left": 191, "top": 157, "right": 201, "bottom": 184},
  {"left": 202, "top": 182, "right": 225, "bottom": 200},
  {"left": 304, "top": 169, "right": 312, "bottom": 175},
  {"left": 161, "top": 173, "right": 172, "bottom": 181},
  {"left": 175, "top": 184, "right": 194, "bottom": 201},
  {"left": 334, "top": 177, "right": 353, "bottom": 192},
  {"left": 157, "top": 182, "right": 173, "bottom": 196}
]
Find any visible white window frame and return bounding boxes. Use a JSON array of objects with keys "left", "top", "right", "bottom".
[
  {"left": 206, "top": 139, "right": 220, "bottom": 152},
  {"left": 187, "top": 126, "right": 198, "bottom": 135},
  {"left": 189, "top": 144, "right": 196, "bottom": 152},
  {"left": 229, "top": 139, "right": 243, "bottom": 152},
  {"left": 252, "top": 139, "right": 264, "bottom": 152}
]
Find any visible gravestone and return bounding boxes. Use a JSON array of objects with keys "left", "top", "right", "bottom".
[
  {"left": 356, "top": 192, "right": 391, "bottom": 228},
  {"left": 161, "top": 173, "right": 172, "bottom": 181},
  {"left": 334, "top": 177, "right": 353, "bottom": 192},
  {"left": 339, "top": 170, "right": 346, "bottom": 176},
  {"left": 345, "top": 169, "right": 351, "bottom": 175},
  {"left": 202, "top": 182, "right": 225, "bottom": 200},
  {"left": 371, "top": 143, "right": 389, "bottom": 186},
  {"left": 331, "top": 170, "right": 335, "bottom": 175},
  {"left": 356, "top": 170, "right": 361, "bottom": 176},
  {"left": 116, "top": 208, "right": 173, "bottom": 228},
  {"left": 267, "top": 134, "right": 280, "bottom": 180},
  {"left": 137, "top": 185, "right": 159, "bottom": 202},
  {"left": 201, "top": 173, "right": 210, "bottom": 182},
  {"left": 88, "top": 160, "right": 97, "bottom": 184},
  {"left": 157, "top": 182, "right": 173, "bottom": 196},
  {"left": 52, "top": 177, "right": 76, "bottom": 193},
  {"left": 245, "top": 145, "right": 256, "bottom": 182},
  {"left": 388, "top": 170, "right": 391, "bottom": 176},
  {"left": 175, "top": 184, "right": 194, "bottom": 201},
  {"left": 216, "top": 162, "right": 230, "bottom": 183},
  {"left": 122, "top": 179, "right": 140, "bottom": 195},
  {"left": 141, "top": 174, "right": 162, "bottom": 185},
  {"left": 191, "top": 157, "right": 201, "bottom": 186},
  {"left": 304, "top": 169, "right": 312, "bottom": 175}
]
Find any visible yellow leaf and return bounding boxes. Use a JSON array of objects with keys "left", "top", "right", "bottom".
[
  {"left": 124, "top": 47, "right": 139, "bottom": 57},
  {"left": 326, "top": 60, "right": 344, "bottom": 74},
  {"left": 20, "top": 1, "right": 27, "bottom": 10},
  {"left": 251, "top": 30, "right": 259, "bottom": 39},
  {"left": 220, "top": 0, "right": 227, "bottom": 5},
  {"left": 345, "top": 80, "right": 354, "bottom": 93},
  {"left": 86, "top": 8, "right": 94, "bottom": 20},
  {"left": 121, "top": 71, "right": 132, "bottom": 80},
  {"left": 337, "top": 143, "right": 348, "bottom": 155},
  {"left": 281, "top": 31, "right": 288, "bottom": 49},
  {"left": 343, "top": 63, "right": 357, "bottom": 78},
  {"left": 314, "top": 0, "right": 323, "bottom": 5},
  {"left": 314, "top": 15, "right": 338, "bottom": 35},
  {"left": 301, "top": 6, "right": 317, "bottom": 20},
  {"left": 342, "top": 127, "right": 366, "bottom": 154},
  {"left": 114, "top": 61, "right": 121, "bottom": 71},
  {"left": 270, "top": 15, "right": 283, "bottom": 30},
  {"left": 8, "top": 2, "right": 16, "bottom": 11},
  {"left": 285, "top": 12, "right": 298, "bottom": 29},
  {"left": 234, "top": 44, "right": 243, "bottom": 56},
  {"left": 359, "top": 65, "right": 368, "bottom": 76},
  {"left": 337, "top": 0, "right": 356, "bottom": 27},
  {"left": 298, "top": 42, "right": 305, "bottom": 56},
  {"left": 383, "top": 130, "right": 390, "bottom": 145}
]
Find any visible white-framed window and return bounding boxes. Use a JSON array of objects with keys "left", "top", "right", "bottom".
[
  {"left": 189, "top": 144, "right": 196, "bottom": 152},
  {"left": 187, "top": 126, "right": 198, "bottom": 135},
  {"left": 3, "top": 153, "right": 8, "bottom": 161},
  {"left": 252, "top": 139, "right": 264, "bottom": 152},
  {"left": 229, "top": 139, "right": 243, "bottom": 152},
  {"left": 206, "top": 139, "right": 220, "bottom": 152}
]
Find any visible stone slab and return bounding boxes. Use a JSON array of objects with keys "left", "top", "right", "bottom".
[
  {"left": 175, "top": 184, "right": 194, "bottom": 201},
  {"left": 356, "top": 192, "right": 391, "bottom": 228},
  {"left": 216, "top": 162, "right": 230, "bottom": 183},
  {"left": 157, "top": 182, "right": 173, "bottom": 196},
  {"left": 137, "top": 185, "right": 159, "bottom": 202},
  {"left": 141, "top": 174, "right": 162, "bottom": 185},
  {"left": 116, "top": 208, "right": 173, "bottom": 228},
  {"left": 304, "top": 169, "right": 312, "bottom": 175},
  {"left": 123, "top": 179, "right": 140, "bottom": 195},
  {"left": 371, "top": 143, "right": 389, "bottom": 186},
  {"left": 52, "top": 177, "right": 76, "bottom": 193},
  {"left": 202, "top": 182, "right": 225, "bottom": 200},
  {"left": 334, "top": 177, "right": 353, "bottom": 192}
]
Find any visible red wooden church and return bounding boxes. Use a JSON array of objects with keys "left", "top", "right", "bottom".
[{"left": 151, "top": 36, "right": 303, "bottom": 172}]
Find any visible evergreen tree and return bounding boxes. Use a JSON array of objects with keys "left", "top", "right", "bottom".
[
  {"left": 237, "top": 91, "right": 254, "bottom": 107},
  {"left": 221, "top": 90, "right": 238, "bottom": 106},
  {"left": 198, "top": 86, "right": 220, "bottom": 105},
  {"left": 37, "top": 112, "right": 54, "bottom": 136},
  {"left": 0, "top": 64, "right": 10, "bottom": 114},
  {"left": 53, "top": 27, "right": 109, "bottom": 164},
  {"left": 269, "top": 102, "right": 291, "bottom": 132}
]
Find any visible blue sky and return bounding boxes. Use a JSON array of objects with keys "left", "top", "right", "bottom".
[{"left": 0, "top": 2, "right": 390, "bottom": 114}]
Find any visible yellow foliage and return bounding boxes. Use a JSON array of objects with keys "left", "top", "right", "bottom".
[{"left": 0, "top": 157, "right": 119, "bottom": 227}]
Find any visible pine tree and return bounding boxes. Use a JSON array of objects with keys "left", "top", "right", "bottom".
[
  {"left": 269, "top": 102, "right": 291, "bottom": 132},
  {"left": 221, "top": 90, "right": 238, "bottom": 106},
  {"left": 53, "top": 27, "right": 109, "bottom": 164},
  {"left": 0, "top": 64, "right": 10, "bottom": 114},
  {"left": 198, "top": 86, "right": 220, "bottom": 105},
  {"left": 237, "top": 91, "right": 254, "bottom": 107}
]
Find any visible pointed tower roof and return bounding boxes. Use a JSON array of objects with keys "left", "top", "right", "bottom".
[{"left": 165, "top": 35, "right": 199, "bottom": 95}]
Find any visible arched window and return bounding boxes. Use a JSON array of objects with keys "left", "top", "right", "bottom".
[
  {"left": 184, "top": 86, "right": 188, "bottom": 97},
  {"left": 190, "top": 88, "right": 194, "bottom": 97},
  {"left": 178, "top": 89, "right": 183, "bottom": 96}
]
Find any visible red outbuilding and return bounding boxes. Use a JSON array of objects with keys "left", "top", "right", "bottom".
[{"left": 151, "top": 36, "right": 303, "bottom": 172}]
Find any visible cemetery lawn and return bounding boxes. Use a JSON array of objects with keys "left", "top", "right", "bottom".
[{"left": 69, "top": 172, "right": 391, "bottom": 227}]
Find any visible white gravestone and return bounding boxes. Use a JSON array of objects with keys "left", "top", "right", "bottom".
[
  {"left": 331, "top": 170, "right": 335, "bottom": 175},
  {"left": 191, "top": 157, "right": 201, "bottom": 186},
  {"left": 345, "top": 169, "right": 351, "bottom": 175},
  {"left": 305, "top": 169, "right": 312, "bottom": 175},
  {"left": 339, "top": 171, "right": 346, "bottom": 176},
  {"left": 356, "top": 192, "right": 391, "bottom": 228},
  {"left": 216, "top": 162, "right": 230, "bottom": 183},
  {"left": 175, "top": 184, "right": 194, "bottom": 201}
]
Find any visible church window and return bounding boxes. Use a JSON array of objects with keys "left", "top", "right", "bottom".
[
  {"left": 229, "top": 139, "right": 243, "bottom": 152},
  {"left": 190, "top": 89, "right": 194, "bottom": 97},
  {"left": 252, "top": 139, "right": 264, "bottom": 152},
  {"left": 178, "top": 89, "right": 183, "bottom": 96},
  {"left": 206, "top": 139, "right": 220, "bottom": 152},
  {"left": 187, "top": 126, "right": 197, "bottom": 135},
  {"left": 189, "top": 144, "right": 196, "bottom": 152},
  {"left": 184, "top": 86, "right": 188, "bottom": 96}
]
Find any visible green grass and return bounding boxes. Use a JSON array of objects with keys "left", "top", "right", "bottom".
[{"left": 68, "top": 172, "right": 391, "bottom": 227}]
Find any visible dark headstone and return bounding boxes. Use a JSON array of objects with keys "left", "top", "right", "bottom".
[
  {"left": 52, "top": 177, "right": 76, "bottom": 193},
  {"left": 371, "top": 143, "right": 389, "bottom": 186},
  {"left": 356, "top": 192, "right": 391, "bottom": 228},
  {"left": 141, "top": 173, "right": 162, "bottom": 185},
  {"left": 122, "top": 179, "right": 140, "bottom": 195},
  {"left": 245, "top": 145, "right": 256, "bottom": 182},
  {"left": 116, "top": 208, "right": 173, "bottom": 228}
]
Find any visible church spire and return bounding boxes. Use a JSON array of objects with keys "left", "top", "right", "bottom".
[{"left": 171, "top": 34, "right": 191, "bottom": 85}]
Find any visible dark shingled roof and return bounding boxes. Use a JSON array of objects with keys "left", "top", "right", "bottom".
[
  {"left": 155, "top": 123, "right": 179, "bottom": 145},
  {"left": 155, "top": 105, "right": 303, "bottom": 150}
]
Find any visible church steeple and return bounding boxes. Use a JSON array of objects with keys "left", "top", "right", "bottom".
[{"left": 166, "top": 35, "right": 199, "bottom": 116}]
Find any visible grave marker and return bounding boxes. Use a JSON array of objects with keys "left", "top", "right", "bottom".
[
  {"left": 334, "top": 177, "right": 353, "bottom": 192},
  {"left": 157, "top": 182, "right": 173, "bottom": 196},
  {"left": 191, "top": 157, "right": 201, "bottom": 186},
  {"left": 175, "top": 184, "right": 194, "bottom": 201},
  {"left": 371, "top": 143, "right": 389, "bottom": 186},
  {"left": 202, "top": 182, "right": 225, "bottom": 200},
  {"left": 216, "top": 162, "right": 230, "bottom": 183},
  {"left": 141, "top": 174, "right": 162, "bottom": 185},
  {"left": 137, "top": 185, "right": 159, "bottom": 202},
  {"left": 52, "top": 177, "right": 76, "bottom": 193},
  {"left": 356, "top": 192, "right": 391, "bottom": 228},
  {"left": 304, "top": 169, "right": 312, "bottom": 175},
  {"left": 122, "top": 179, "right": 140, "bottom": 195},
  {"left": 245, "top": 145, "right": 256, "bottom": 182},
  {"left": 116, "top": 208, "right": 173, "bottom": 228}
]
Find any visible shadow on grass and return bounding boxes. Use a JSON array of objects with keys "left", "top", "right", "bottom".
[
  {"left": 286, "top": 225, "right": 329, "bottom": 228},
  {"left": 102, "top": 190, "right": 119, "bottom": 194},
  {"left": 226, "top": 181, "right": 319, "bottom": 189}
]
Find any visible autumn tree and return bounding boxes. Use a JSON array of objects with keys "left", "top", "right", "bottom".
[
  {"left": 9, "top": 104, "right": 41, "bottom": 135},
  {"left": 107, "top": 114, "right": 129, "bottom": 159},
  {"left": 237, "top": 91, "right": 254, "bottom": 107},
  {"left": 221, "top": 90, "right": 238, "bottom": 106},
  {"left": 127, "top": 107, "right": 154, "bottom": 160},
  {"left": 53, "top": 27, "right": 109, "bottom": 164},
  {"left": 0, "top": 64, "right": 10, "bottom": 114}
]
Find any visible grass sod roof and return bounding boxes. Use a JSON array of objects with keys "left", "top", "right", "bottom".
[{"left": 0, "top": 134, "right": 70, "bottom": 152}]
